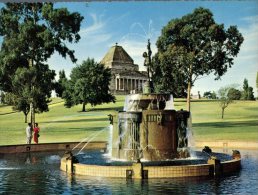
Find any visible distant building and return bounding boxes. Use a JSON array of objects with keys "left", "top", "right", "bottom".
[{"left": 100, "top": 43, "right": 148, "bottom": 94}]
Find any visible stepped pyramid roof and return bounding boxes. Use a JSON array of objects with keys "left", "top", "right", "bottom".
[{"left": 100, "top": 43, "right": 134, "bottom": 64}]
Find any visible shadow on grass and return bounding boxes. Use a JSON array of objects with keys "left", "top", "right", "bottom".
[
  {"left": 244, "top": 107, "right": 258, "bottom": 112},
  {"left": 89, "top": 106, "right": 124, "bottom": 112},
  {"left": 42, "top": 118, "right": 108, "bottom": 124},
  {"left": 0, "top": 111, "right": 17, "bottom": 115},
  {"left": 48, "top": 127, "right": 105, "bottom": 132},
  {"left": 193, "top": 120, "right": 258, "bottom": 128},
  {"left": 68, "top": 127, "right": 107, "bottom": 131}
]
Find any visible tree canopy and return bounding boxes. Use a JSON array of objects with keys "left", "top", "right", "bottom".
[
  {"left": 63, "top": 58, "right": 116, "bottom": 111},
  {"left": 55, "top": 70, "right": 68, "bottom": 98},
  {"left": 203, "top": 91, "right": 217, "bottom": 99},
  {"left": 152, "top": 7, "right": 244, "bottom": 111},
  {"left": 227, "top": 88, "right": 241, "bottom": 100},
  {"left": 0, "top": 3, "right": 83, "bottom": 124}
]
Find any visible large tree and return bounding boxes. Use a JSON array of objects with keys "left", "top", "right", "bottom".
[
  {"left": 0, "top": 3, "right": 83, "bottom": 126},
  {"left": 63, "top": 58, "right": 116, "bottom": 112},
  {"left": 153, "top": 7, "right": 244, "bottom": 111}
]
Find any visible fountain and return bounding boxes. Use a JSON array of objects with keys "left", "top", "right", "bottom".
[
  {"left": 60, "top": 40, "right": 241, "bottom": 179},
  {"left": 110, "top": 93, "right": 190, "bottom": 161}
]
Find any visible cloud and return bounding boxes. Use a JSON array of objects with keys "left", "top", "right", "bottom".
[
  {"left": 79, "top": 13, "right": 112, "bottom": 44},
  {"left": 117, "top": 20, "right": 159, "bottom": 70},
  {"left": 238, "top": 15, "right": 258, "bottom": 58}
]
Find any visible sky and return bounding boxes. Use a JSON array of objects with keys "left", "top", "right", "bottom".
[{"left": 1, "top": 1, "right": 258, "bottom": 96}]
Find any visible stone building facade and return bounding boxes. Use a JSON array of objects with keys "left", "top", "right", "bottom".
[{"left": 100, "top": 44, "right": 148, "bottom": 95}]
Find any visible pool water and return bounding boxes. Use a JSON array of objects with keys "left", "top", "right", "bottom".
[{"left": 0, "top": 150, "right": 257, "bottom": 194}]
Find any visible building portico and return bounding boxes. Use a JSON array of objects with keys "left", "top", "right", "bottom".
[{"left": 100, "top": 43, "right": 148, "bottom": 94}]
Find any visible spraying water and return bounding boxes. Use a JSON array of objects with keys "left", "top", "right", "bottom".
[
  {"left": 77, "top": 127, "right": 109, "bottom": 155},
  {"left": 107, "top": 125, "right": 113, "bottom": 156},
  {"left": 186, "top": 113, "right": 196, "bottom": 158},
  {"left": 164, "top": 94, "right": 175, "bottom": 110}
]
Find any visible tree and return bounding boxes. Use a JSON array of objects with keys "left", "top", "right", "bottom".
[
  {"left": 218, "top": 86, "right": 234, "bottom": 119},
  {"left": 211, "top": 91, "right": 217, "bottom": 99},
  {"left": 247, "top": 86, "right": 255, "bottom": 100},
  {"left": 4, "top": 92, "right": 30, "bottom": 122},
  {"left": 203, "top": 91, "right": 217, "bottom": 99},
  {"left": 227, "top": 88, "right": 241, "bottom": 100},
  {"left": 242, "top": 78, "right": 255, "bottom": 100},
  {"left": 242, "top": 78, "right": 249, "bottom": 100},
  {"left": 0, "top": 3, "right": 83, "bottom": 126},
  {"left": 55, "top": 70, "right": 68, "bottom": 98},
  {"left": 3, "top": 64, "right": 55, "bottom": 122},
  {"left": 63, "top": 58, "right": 116, "bottom": 112},
  {"left": 153, "top": 7, "right": 244, "bottom": 111},
  {"left": 152, "top": 54, "right": 187, "bottom": 97}
]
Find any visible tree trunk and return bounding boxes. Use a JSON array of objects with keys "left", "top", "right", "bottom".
[
  {"left": 187, "top": 63, "right": 193, "bottom": 112},
  {"left": 30, "top": 102, "right": 35, "bottom": 127},
  {"left": 82, "top": 102, "right": 86, "bottom": 112},
  {"left": 29, "top": 57, "right": 35, "bottom": 128},
  {"left": 221, "top": 108, "right": 224, "bottom": 119},
  {"left": 24, "top": 113, "right": 28, "bottom": 123},
  {"left": 187, "top": 81, "right": 191, "bottom": 112}
]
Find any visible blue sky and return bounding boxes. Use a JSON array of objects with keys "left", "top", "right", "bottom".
[{"left": 1, "top": 1, "right": 258, "bottom": 96}]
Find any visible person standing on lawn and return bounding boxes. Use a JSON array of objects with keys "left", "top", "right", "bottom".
[
  {"left": 33, "top": 123, "right": 40, "bottom": 144},
  {"left": 26, "top": 123, "right": 32, "bottom": 144}
]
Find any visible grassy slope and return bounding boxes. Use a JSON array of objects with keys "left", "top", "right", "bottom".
[
  {"left": 191, "top": 100, "right": 258, "bottom": 141},
  {"left": 0, "top": 96, "right": 257, "bottom": 145}
]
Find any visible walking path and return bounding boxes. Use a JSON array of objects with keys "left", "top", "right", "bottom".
[{"left": 195, "top": 140, "right": 258, "bottom": 150}]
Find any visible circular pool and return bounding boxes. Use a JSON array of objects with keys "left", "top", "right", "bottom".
[{"left": 0, "top": 149, "right": 257, "bottom": 194}]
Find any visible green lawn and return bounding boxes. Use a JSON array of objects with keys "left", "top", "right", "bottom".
[
  {"left": 191, "top": 100, "right": 258, "bottom": 142},
  {"left": 0, "top": 96, "right": 257, "bottom": 145}
]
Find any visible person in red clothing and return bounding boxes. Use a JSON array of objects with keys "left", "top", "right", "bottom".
[{"left": 33, "top": 123, "right": 40, "bottom": 144}]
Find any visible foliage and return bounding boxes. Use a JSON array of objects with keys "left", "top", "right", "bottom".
[
  {"left": 55, "top": 70, "right": 68, "bottom": 97},
  {"left": 0, "top": 91, "right": 6, "bottom": 104},
  {"left": 152, "top": 7, "right": 244, "bottom": 111},
  {"left": 203, "top": 91, "right": 217, "bottom": 99},
  {"left": 152, "top": 54, "right": 187, "bottom": 97},
  {"left": 3, "top": 92, "right": 30, "bottom": 122},
  {"left": 241, "top": 78, "right": 255, "bottom": 100},
  {"left": 0, "top": 3, "right": 83, "bottom": 124},
  {"left": 218, "top": 86, "right": 234, "bottom": 119},
  {"left": 63, "top": 58, "right": 116, "bottom": 111},
  {"left": 3, "top": 64, "right": 55, "bottom": 122},
  {"left": 227, "top": 88, "right": 241, "bottom": 100}
]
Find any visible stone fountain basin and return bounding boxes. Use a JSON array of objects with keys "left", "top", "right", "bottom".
[
  {"left": 75, "top": 151, "right": 232, "bottom": 166},
  {"left": 61, "top": 150, "right": 241, "bottom": 179}
]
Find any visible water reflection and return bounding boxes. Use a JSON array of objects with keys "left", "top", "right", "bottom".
[{"left": 0, "top": 150, "right": 257, "bottom": 194}]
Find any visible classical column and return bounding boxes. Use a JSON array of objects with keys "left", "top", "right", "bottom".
[
  {"left": 129, "top": 79, "right": 131, "bottom": 91},
  {"left": 125, "top": 78, "right": 127, "bottom": 91},
  {"left": 116, "top": 78, "right": 119, "bottom": 90},
  {"left": 123, "top": 78, "right": 125, "bottom": 90}
]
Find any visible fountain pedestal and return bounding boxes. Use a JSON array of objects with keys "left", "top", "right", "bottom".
[{"left": 110, "top": 93, "right": 191, "bottom": 161}]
